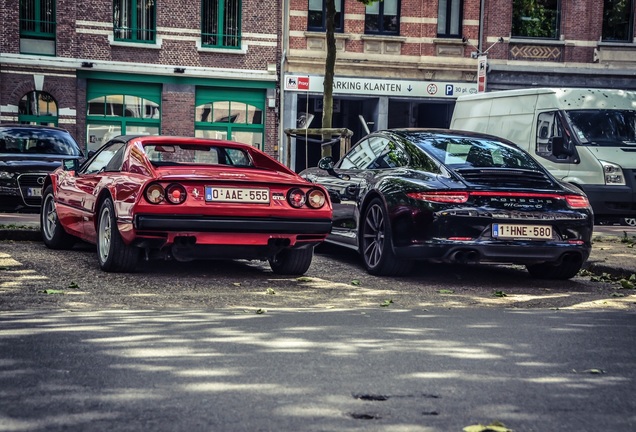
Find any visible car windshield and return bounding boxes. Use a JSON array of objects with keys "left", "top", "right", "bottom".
[
  {"left": 144, "top": 143, "right": 253, "bottom": 167},
  {"left": 409, "top": 133, "right": 542, "bottom": 170},
  {"left": 0, "top": 127, "right": 82, "bottom": 156},
  {"left": 565, "top": 110, "right": 636, "bottom": 146}
]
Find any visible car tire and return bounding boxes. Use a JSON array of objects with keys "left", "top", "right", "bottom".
[
  {"left": 96, "top": 197, "right": 140, "bottom": 272},
  {"left": 360, "top": 198, "right": 413, "bottom": 276},
  {"left": 526, "top": 254, "right": 584, "bottom": 280},
  {"left": 40, "top": 185, "right": 76, "bottom": 250},
  {"left": 621, "top": 218, "right": 636, "bottom": 227},
  {"left": 268, "top": 246, "right": 314, "bottom": 275}
]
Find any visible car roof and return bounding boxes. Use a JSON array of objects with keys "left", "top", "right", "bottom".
[{"left": 0, "top": 124, "right": 71, "bottom": 133}]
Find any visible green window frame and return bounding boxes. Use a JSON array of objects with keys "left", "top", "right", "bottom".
[
  {"left": 195, "top": 88, "right": 265, "bottom": 149},
  {"left": 113, "top": 0, "right": 156, "bottom": 43},
  {"left": 18, "top": 91, "right": 58, "bottom": 126},
  {"left": 20, "top": 0, "right": 56, "bottom": 39},
  {"left": 201, "top": 0, "right": 242, "bottom": 48},
  {"left": 86, "top": 81, "right": 161, "bottom": 152}
]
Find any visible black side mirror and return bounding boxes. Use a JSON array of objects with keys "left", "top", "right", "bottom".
[
  {"left": 318, "top": 156, "right": 335, "bottom": 171},
  {"left": 62, "top": 159, "right": 80, "bottom": 172}
]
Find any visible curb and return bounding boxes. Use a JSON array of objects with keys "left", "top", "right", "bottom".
[{"left": 0, "top": 229, "right": 41, "bottom": 242}]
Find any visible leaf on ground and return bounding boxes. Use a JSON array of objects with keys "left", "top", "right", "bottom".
[
  {"left": 232, "top": 282, "right": 241, "bottom": 287},
  {"left": 255, "top": 308, "right": 266, "bottom": 314},
  {"left": 582, "top": 368, "right": 605, "bottom": 374},
  {"left": 266, "top": 288, "right": 276, "bottom": 295},
  {"left": 463, "top": 421, "right": 513, "bottom": 432},
  {"left": 619, "top": 279, "right": 635, "bottom": 289},
  {"left": 67, "top": 282, "right": 80, "bottom": 289},
  {"left": 351, "top": 279, "right": 361, "bottom": 286},
  {"left": 296, "top": 277, "right": 313, "bottom": 282},
  {"left": 437, "top": 289, "right": 455, "bottom": 294},
  {"left": 380, "top": 299, "right": 393, "bottom": 307},
  {"left": 611, "top": 292, "right": 625, "bottom": 297},
  {"left": 38, "top": 289, "right": 65, "bottom": 295},
  {"left": 493, "top": 290, "right": 507, "bottom": 297}
]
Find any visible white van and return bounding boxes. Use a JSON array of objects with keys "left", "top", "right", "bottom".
[{"left": 450, "top": 88, "right": 636, "bottom": 224}]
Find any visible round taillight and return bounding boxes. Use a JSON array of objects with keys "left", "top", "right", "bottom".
[
  {"left": 165, "top": 183, "right": 187, "bottom": 204},
  {"left": 307, "top": 189, "right": 326, "bottom": 209},
  {"left": 288, "top": 188, "right": 306, "bottom": 208},
  {"left": 145, "top": 183, "right": 165, "bottom": 204}
]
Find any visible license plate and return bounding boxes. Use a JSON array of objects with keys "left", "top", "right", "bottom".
[
  {"left": 205, "top": 186, "right": 269, "bottom": 203},
  {"left": 27, "top": 187, "right": 42, "bottom": 197},
  {"left": 492, "top": 224, "right": 552, "bottom": 240}
]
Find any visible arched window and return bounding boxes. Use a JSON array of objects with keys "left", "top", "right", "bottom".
[{"left": 18, "top": 91, "right": 58, "bottom": 126}]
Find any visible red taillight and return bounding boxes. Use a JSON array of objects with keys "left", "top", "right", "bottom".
[
  {"left": 165, "top": 183, "right": 187, "bottom": 204},
  {"left": 288, "top": 188, "right": 306, "bottom": 208},
  {"left": 407, "top": 191, "right": 469, "bottom": 204},
  {"left": 565, "top": 195, "right": 590, "bottom": 209}
]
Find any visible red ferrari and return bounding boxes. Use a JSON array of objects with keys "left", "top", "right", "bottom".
[{"left": 40, "top": 135, "right": 332, "bottom": 274}]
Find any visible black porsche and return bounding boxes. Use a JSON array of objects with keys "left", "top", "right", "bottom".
[{"left": 300, "top": 129, "right": 594, "bottom": 279}]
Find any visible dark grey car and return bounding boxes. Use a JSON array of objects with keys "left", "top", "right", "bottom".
[{"left": 0, "top": 124, "right": 83, "bottom": 211}]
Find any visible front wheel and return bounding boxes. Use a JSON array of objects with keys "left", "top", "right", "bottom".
[
  {"left": 40, "top": 185, "right": 76, "bottom": 250},
  {"left": 96, "top": 197, "right": 140, "bottom": 272},
  {"left": 526, "top": 254, "right": 584, "bottom": 280},
  {"left": 360, "top": 198, "right": 413, "bottom": 276},
  {"left": 268, "top": 247, "right": 314, "bottom": 275}
]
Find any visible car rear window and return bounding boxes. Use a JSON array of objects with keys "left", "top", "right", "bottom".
[
  {"left": 0, "top": 127, "right": 82, "bottom": 156},
  {"left": 144, "top": 144, "right": 253, "bottom": 167}
]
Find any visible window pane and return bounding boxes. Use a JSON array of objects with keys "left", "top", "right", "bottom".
[
  {"left": 246, "top": 105, "right": 263, "bottom": 125},
  {"left": 384, "top": 0, "right": 398, "bottom": 15},
  {"left": 197, "top": 103, "right": 213, "bottom": 122},
  {"left": 88, "top": 97, "right": 106, "bottom": 116},
  {"left": 512, "top": 0, "right": 559, "bottom": 39},
  {"left": 450, "top": 0, "right": 461, "bottom": 35},
  {"left": 87, "top": 124, "right": 122, "bottom": 151},
  {"left": 603, "top": 0, "right": 633, "bottom": 41},
  {"left": 105, "top": 95, "right": 125, "bottom": 116},
  {"left": 195, "top": 129, "right": 229, "bottom": 140},
  {"left": 438, "top": 0, "right": 448, "bottom": 34},
  {"left": 231, "top": 131, "right": 263, "bottom": 149},
  {"left": 212, "top": 101, "right": 231, "bottom": 122}
]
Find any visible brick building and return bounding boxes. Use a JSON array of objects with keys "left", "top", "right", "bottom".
[
  {"left": 282, "top": 0, "right": 636, "bottom": 170},
  {"left": 1, "top": 0, "right": 635, "bottom": 170},
  {"left": 0, "top": 0, "right": 281, "bottom": 155}
]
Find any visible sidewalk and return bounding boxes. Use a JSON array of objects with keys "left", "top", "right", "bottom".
[{"left": 1, "top": 213, "right": 635, "bottom": 279}]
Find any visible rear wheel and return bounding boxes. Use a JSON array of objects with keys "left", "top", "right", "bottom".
[
  {"left": 40, "top": 185, "right": 76, "bottom": 249},
  {"left": 621, "top": 218, "right": 636, "bottom": 227},
  {"left": 96, "top": 197, "right": 140, "bottom": 272},
  {"left": 360, "top": 198, "right": 413, "bottom": 276},
  {"left": 269, "top": 247, "right": 314, "bottom": 275},
  {"left": 526, "top": 254, "right": 584, "bottom": 280}
]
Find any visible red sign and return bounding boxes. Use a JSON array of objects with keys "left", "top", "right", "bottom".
[{"left": 477, "top": 55, "right": 487, "bottom": 93}]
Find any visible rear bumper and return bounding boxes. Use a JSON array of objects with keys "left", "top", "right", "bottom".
[
  {"left": 394, "top": 240, "right": 591, "bottom": 265},
  {"left": 134, "top": 215, "right": 332, "bottom": 234}
]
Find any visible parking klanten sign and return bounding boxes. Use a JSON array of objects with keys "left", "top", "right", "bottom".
[{"left": 284, "top": 75, "right": 478, "bottom": 98}]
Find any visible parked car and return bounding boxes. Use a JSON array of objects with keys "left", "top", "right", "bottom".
[
  {"left": 300, "top": 129, "right": 594, "bottom": 279},
  {"left": 41, "top": 135, "right": 332, "bottom": 274},
  {"left": 0, "top": 124, "right": 83, "bottom": 212}
]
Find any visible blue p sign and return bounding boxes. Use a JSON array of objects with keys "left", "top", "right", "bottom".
[{"left": 445, "top": 84, "right": 454, "bottom": 96}]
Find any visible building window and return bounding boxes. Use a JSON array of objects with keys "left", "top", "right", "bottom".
[
  {"left": 18, "top": 91, "right": 58, "bottom": 126},
  {"left": 308, "top": 0, "right": 344, "bottom": 32},
  {"left": 437, "top": 0, "right": 463, "bottom": 38},
  {"left": 19, "top": 0, "right": 56, "bottom": 55},
  {"left": 195, "top": 88, "right": 265, "bottom": 150},
  {"left": 365, "top": 0, "right": 399, "bottom": 35},
  {"left": 113, "top": 0, "right": 156, "bottom": 43},
  {"left": 201, "top": 0, "right": 242, "bottom": 48},
  {"left": 512, "top": 0, "right": 560, "bottom": 39},
  {"left": 602, "top": 0, "right": 634, "bottom": 42}
]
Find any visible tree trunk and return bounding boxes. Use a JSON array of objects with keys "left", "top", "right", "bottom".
[{"left": 322, "top": 0, "right": 337, "bottom": 155}]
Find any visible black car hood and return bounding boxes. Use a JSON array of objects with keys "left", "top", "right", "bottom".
[{"left": 0, "top": 154, "right": 81, "bottom": 173}]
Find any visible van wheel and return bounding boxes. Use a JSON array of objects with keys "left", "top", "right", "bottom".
[
  {"left": 40, "top": 185, "right": 76, "bottom": 250},
  {"left": 97, "top": 197, "right": 140, "bottom": 272},
  {"left": 526, "top": 254, "right": 584, "bottom": 280}
]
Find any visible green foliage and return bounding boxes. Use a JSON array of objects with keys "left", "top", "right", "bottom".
[{"left": 511, "top": 0, "right": 558, "bottom": 38}]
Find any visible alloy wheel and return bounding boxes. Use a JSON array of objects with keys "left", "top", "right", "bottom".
[{"left": 362, "top": 203, "right": 385, "bottom": 268}]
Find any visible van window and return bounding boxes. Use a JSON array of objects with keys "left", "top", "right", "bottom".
[{"left": 566, "top": 110, "right": 636, "bottom": 146}]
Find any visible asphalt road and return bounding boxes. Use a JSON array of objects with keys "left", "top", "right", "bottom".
[{"left": 2, "top": 308, "right": 635, "bottom": 432}]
